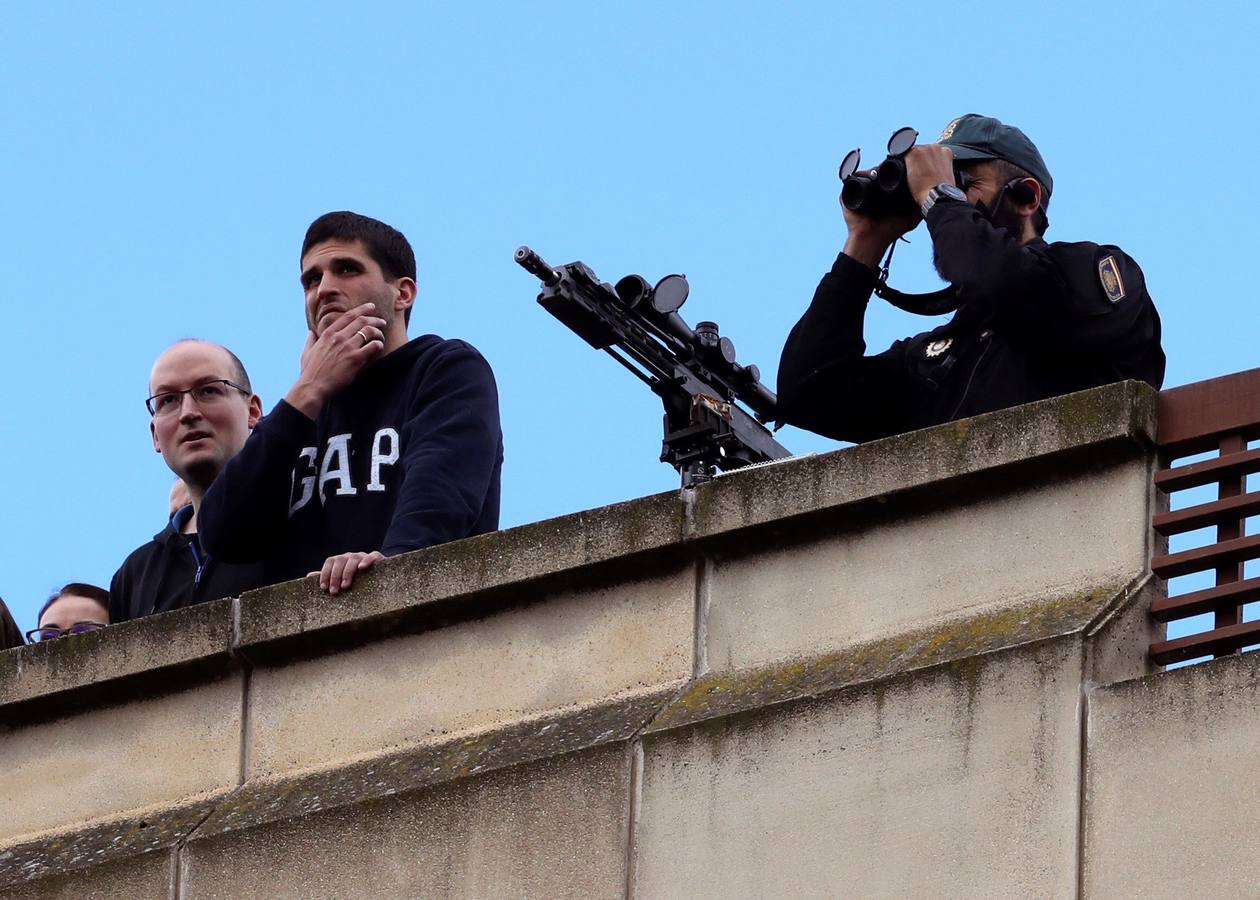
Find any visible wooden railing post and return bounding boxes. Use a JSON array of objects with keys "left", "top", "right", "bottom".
[{"left": 1149, "top": 369, "right": 1260, "bottom": 666}]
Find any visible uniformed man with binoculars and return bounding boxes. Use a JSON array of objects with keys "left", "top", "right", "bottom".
[{"left": 777, "top": 113, "right": 1165, "bottom": 442}]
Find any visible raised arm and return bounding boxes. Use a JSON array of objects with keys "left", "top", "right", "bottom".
[{"left": 777, "top": 251, "right": 914, "bottom": 443}]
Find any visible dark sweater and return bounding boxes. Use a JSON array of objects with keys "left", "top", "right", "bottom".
[
  {"left": 198, "top": 335, "right": 503, "bottom": 584},
  {"left": 109, "top": 505, "right": 269, "bottom": 622},
  {"left": 777, "top": 201, "right": 1165, "bottom": 442}
]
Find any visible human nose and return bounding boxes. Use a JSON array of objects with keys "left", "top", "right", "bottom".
[
  {"left": 177, "top": 391, "right": 204, "bottom": 420},
  {"left": 315, "top": 272, "right": 343, "bottom": 300}
]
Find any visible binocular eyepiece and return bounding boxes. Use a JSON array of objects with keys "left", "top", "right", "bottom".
[{"left": 838, "top": 126, "right": 919, "bottom": 217}]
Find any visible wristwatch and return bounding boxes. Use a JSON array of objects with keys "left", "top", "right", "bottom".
[{"left": 921, "top": 182, "right": 967, "bottom": 217}]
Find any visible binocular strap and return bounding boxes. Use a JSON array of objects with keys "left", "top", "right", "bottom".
[
  {"left": 873, "top": 280, "right": 962, "bottom": 316},
  {"left": 873, "top": 239, "right": 961, "bottom": 315}
]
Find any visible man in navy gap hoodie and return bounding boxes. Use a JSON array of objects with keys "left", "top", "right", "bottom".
[{"left": 198, "top": 211, "right": 503, "bottom": 594}]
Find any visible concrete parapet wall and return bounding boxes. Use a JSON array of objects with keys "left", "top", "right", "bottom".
[
  {"left": 0, "top": 382, "right": 1173, "bottom": 898},
  {"left": 1084, "top": 649, "right": 1260, "bottom": 897}
]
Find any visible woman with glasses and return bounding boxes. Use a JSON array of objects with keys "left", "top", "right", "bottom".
[{"left": 26, "top": 583, "right": 109, "bottom": 643}]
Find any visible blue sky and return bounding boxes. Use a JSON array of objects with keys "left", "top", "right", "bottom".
[{"left": 2, "top": 2, "right": 1256, "bottom": 632}]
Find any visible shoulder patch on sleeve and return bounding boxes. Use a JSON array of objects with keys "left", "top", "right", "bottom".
[{"left": 1098, "top": 255, "right": 1126, "bottom": 303}]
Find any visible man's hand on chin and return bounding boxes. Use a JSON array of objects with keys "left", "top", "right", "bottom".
[
  {"left": 286, "top": 304, "right": 387, "bottom": 419},
  {"left": 309, "top": 550, "right": 386, "bottom": 595}
]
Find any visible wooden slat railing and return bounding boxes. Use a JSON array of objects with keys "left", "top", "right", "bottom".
[{"left": 1150, "top": 368, "right": 1260, "bottom": 666}]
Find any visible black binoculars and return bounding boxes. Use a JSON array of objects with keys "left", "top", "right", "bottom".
[{"left": 838, "top": 126, "right": 919, "bottom": 217}]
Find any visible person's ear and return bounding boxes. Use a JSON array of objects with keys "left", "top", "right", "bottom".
[
  {"left": 395, "top": 277, "right": 417, "bottom": 317},
  {"left": 247, "top": 394, "right": 263, "bottom": 429},
  {"left": 151, "top": 419, "right": 162, "bottom": 453},
  {"left": 1008, "top": 178, "right": 1040, "bottom": 211}
]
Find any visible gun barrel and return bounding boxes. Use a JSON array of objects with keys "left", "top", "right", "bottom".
[{"left": 515, "top": 245, "right": 560, "bottom": 286}]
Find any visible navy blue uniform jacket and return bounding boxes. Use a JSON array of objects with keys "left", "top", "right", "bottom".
[
  {"left": 199, "top": 335, "right": 503, "bottom": 584},
  {"left": 777, "top": 201, "right": 1165, "bottom": 443}
]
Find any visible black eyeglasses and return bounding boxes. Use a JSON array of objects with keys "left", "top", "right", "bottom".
[
  {"left": 26, "top": 621, "right": 107, "bottom": 642},
  {"left": 146, "top": 380, "right": 250, "bottom": 417}
]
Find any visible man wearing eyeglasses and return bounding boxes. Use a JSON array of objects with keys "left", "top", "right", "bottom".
[
  {"left": 108, "top": 340, "right": 268, "bottom": 622},
  {"left": 198, "top": 211, "right": 503, "bottom": 595},
  {"left": 777, "top": 113, "right": 1165, "bottom": 443},
  {"left": 28, "top": 583, "right": 110, "bottom": 642}
]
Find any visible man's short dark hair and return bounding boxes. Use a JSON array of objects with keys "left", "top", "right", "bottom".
[
  {"left": 990, "top": 159, "right": 1050, "bottom": 237},
  {"left": 38, "top": 583, "right": 109, "bottom": 622},
  {"left": 301, "top": 211, "right": 417, "bottom": 325}
]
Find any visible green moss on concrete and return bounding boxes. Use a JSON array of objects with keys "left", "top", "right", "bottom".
[
  {"left": 648, "top": 582, "right": 1128, "bottom": 735},
  {"left": 0, "top": 798, "right": 219, "bottom": 888},
  {"left": 235, "top": 489, "right": 687, "bottom": 651},
  {"left": 194, "top": 685, "right": 681, "bottom": 843},
  {"left": 690, "top": 381, "right": 1155, "bottom": 541},
  {"left": 0, "top": 599, "right": 233, "bottom": 710}
]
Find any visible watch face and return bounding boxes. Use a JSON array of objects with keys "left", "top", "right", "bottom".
[{"left": 941, "top": 183, "right": 967, "bottom": 202}]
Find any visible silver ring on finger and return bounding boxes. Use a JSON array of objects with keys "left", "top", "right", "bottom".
[{"left": 356, "top": 329, "right": 369, "bottom": 347}]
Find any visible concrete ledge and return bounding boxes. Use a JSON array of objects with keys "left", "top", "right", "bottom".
[
  {"left": 182, "top": 745, "right": 631, "bottom": 900},
  {"left": 649, "top": 575, "right": 1143, "bottom": 736},
  {"left": 0, "top": 847, "right": 173, "bottom": 899},
  {"left": 0, "top": 803, "right": 211, "bottom": 889},
  {"left": 234, "top": 489, "right": 687, "bottom": 662},
  {"left": 691, "top": 380, "right": 1157, "bottom": 539},
  {"left": 0, "top": 381, "right": 1164, "bottom": 895},
  {"left": 0, "top": 598, "right": 234, "bottom": 717},
  {"left": 198, "top": 688, "right": 670, "bottom": 843},
  {"left": 0, "top": 687, "right": 673, "bottom": 889},
  {"left": 700, "top": 453, "right": 1153, "bottom": 675},
  {"left": 0, "top": 382, "right": 1155, "bottom": 719}
]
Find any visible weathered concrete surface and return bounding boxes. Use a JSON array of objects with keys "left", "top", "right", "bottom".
[
  {"left": 0, "top": 382, "right": 1168, "bottom": 896},
  {"left": 704, "top": 461, "right": 1149, "bottom": 674},
  {"left": 1084, "top": 651, "right": 1260, "bottom": 897},
  {"left": 0, "top": 800, "right": 216, "bottom": 888},
  {"left": 234, "top": 488, "right": 686, "bottom": 657},
  {"left": 0, "top": 689, "right": 673, "bottom": 889},
  {"left": 182, "top": 745, "right": 629, "bottom": 900},
  {"left": 196, "top": 688, "right": 671, "bottom": 842},
  {"left": 247, "top": 566, "right": 694, "bottom": 779},
  {"left": 0, "top": 677, "right": 241, "bottom": 843},
  {"left": 1081, "top": 575, "right": 1163, "bottom": 687},
  {"left": 650, "top": 581, "right": 1140, "bottom": 736},
  {"left": 0, "top": 849, "right": 172, "bottom": 899},
  {"left": 0, "top": 383, "right": 1156, "bottom": 722},
  {"left": 690, "top": 380, "right": 1157, "bottom": 539},
  {"left": 0, "top": 598, "right": 233, "bottom": 712},
  {"left": 635, "top": 640, "right": 1085, "bottom": 899}
]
